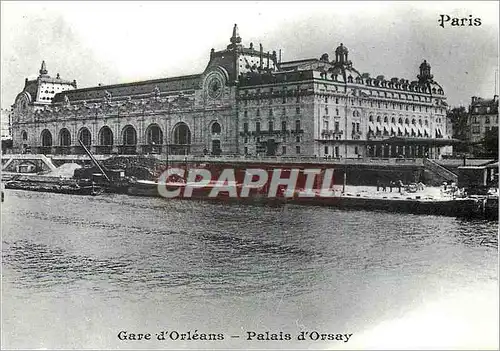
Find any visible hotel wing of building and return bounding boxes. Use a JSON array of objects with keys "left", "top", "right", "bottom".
[
  {"left": 10, "top": 24, "right": 453, "bottom": 159},
  {"left": 468, "top": 95, "right": 499, "bottom": 143}
]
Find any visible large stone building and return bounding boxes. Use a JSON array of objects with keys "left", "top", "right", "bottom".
[
  {"left": 10, "top": 24, "right": 453, "bottom": 159},
  {"left": 468, "top": 95, "right": 499, "bottom": 143}
]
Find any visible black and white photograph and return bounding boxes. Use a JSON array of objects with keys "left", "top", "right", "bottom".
[{"left": 1, "top": 1, "right": 498, "bottom": 349}]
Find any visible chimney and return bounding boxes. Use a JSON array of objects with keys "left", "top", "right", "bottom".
[
  {"left": 471, "top": 96, "right": 477, "bottom": 103},
  {"left": 494, "top": 95, "right": 498, "bottom": 102}
]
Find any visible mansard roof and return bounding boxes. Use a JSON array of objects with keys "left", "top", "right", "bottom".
[
  {"left": 279, "top": 58, "right": 319, "bottom": 70},
  {"left": 471, "top": 97, "right": 499, "bottom": 107},
  {"left": 239, "top": 70, "right": 315, "bottom": 86},
  {"left": 53, "top": 74, "right": 202, "bottom": 104},
  {"left": 20, "top": 76, "right": 76, "bottom": 105}
]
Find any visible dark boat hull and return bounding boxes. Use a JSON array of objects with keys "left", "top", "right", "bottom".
[
  {"left": 127, "top": 181, "right": 497, "bottom": 219},
  {"left": 4, "top": 181, "right": 104, "bottom": 196}
]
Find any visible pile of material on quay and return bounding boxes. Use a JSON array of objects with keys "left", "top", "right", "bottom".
[{"left": 101, "top": 155, "right": 164, "bottom": 180}]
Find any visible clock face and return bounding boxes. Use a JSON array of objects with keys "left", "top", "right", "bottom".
[{"left": 207, "top": 76, "right": 223, "bottom": 99}]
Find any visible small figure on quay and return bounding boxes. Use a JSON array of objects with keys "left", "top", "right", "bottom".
[{"left": 398, "top": 180, "right": 404, "bottom": 194}]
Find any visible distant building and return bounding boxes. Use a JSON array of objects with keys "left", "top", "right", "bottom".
[
  {"left": 10, "top": 25, "right": 454, "bottom": 159},
  {"left": 1, "top": 108, "right": 13, "bottom": 151},
  {"left": 468, "top": 95, "right": 499, "bottom": 143},
  {"left": 1, "top": 108, "right": 12, "bottom": 137}
]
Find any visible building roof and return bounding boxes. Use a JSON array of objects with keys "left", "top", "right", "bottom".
[
  {"left": 18, "top": 62, "right": 77, "bottom": 105},
  {"left": 471, "top": 97, "right": 499, "bottom": 107},
  {"left": 239, "top": 69, "right": 315, "bottom": 87},
  {"left": 470, "top": 96, "right": 499, "bottom": 115},
  {"left": 53, "top": 74, "right": 202, "bottom": 104}
]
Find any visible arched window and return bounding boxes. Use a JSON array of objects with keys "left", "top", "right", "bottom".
[
  {"left": 405, "top": 118, "right": 409, "bottom": 125},
  {"left": 383, "top": 116, "right": 388, "bottom": 123},
  {"left": 22, "top": 131, "right": 28, "bottom": 141},
  {"left": 99, "top": 126, "right": 113, "bottom": 145},
  {"left": 146, "top": 124, "right": 163, "bottom": 145},
  {"left": 122, "top": 125, "right": 137, "bottom": 145},
  {"left": 398, "top": 118, "right": 403, "bottom": 124},
  {"left": 411, "top": 119, "right": 416, "bottom": 125},
  {"left": 172, "top": 122, "right": 191, "bottom": 145},
  {"left": 41, "top": 129, "right": 52, "bottom": 147},
  {"left": 79, "top": 128, "right": 92, "bottom": 147},
  {"left": 59, "top": 128, "right": 71, "bottom": 146},
  {"left": 391, "top": 117, "right": 395, "bottom": 124},
  {"left": 369, "top": 115, "right": 373, "bottom": 122},
  {"left": 211, "top": 122, "right": 221, "bottom": 134}
]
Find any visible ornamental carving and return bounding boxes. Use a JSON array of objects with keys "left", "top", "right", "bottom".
[{"left": 104, "top": 90, "right": 112, "bottom": 104}]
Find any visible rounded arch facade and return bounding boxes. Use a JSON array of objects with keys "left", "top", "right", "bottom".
[
  {"left": 98, "top": 126, "right": 114, "bottom": 146},
  {"left": 145, "top": 123, "right": 163, "bottom": 145},
  {"left": 78, "top": 127, "right": 92, "bottom": 147},
  {"left": 171, "top": 122, "right": 192, "bottom": 155},
  {"left": 122, "top": 124, "right": 137, "bottom": 145},
  {"left": 41, "top": 129, "right": 53, "bottom": 147},
  {"left": 211, "top": 121, "right": 222, "bottom": 134},
  {"left": 59, "top": 128, "right": 71, "bottom": 146}
]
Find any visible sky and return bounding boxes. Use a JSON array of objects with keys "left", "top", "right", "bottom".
[{"left": 1, "top": 1, "right": 498, "bottom": 110}]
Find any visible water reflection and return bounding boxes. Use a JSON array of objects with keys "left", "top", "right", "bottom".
[{"left": 1, "top": 190, "right": 498, "bottom": 349}]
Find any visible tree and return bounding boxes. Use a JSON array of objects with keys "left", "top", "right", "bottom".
[
  {"left": 482, "top": 127, "right": 498, "bottom": 158},
  {"left": 447, "top": 106, "right": 469, "bottom": 153}
]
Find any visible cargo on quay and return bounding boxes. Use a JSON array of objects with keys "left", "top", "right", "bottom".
[{"left": 2, "top": 147, "right": 498, "bottom": 220}]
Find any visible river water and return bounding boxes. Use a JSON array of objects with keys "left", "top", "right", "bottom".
[{"left": 2, "top": 189, "right": 498, "bottom": 349}]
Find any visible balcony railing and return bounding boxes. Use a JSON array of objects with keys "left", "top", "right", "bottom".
[
  {"left": 250, "top": 130, "right": 292, "bottom": 137},
  {"left": 118, "top": 145, "right": 137, "bottom": 155},
  {"left": 54, "top": 146, "right": 72, "bottom": 155},
  {"left": 95, "top": 145, "right": 113, "bottom": 155},
  {"left": 37, "top": 146, "right": 52, "bottom": 155},
  {"left": 367, "top": 132, "right": 385, "bottom": 140},
  {"left": 142, "top": 145, "right": 163, "bottom": 154},
  {"left": 351, "top": 131, "right": 362, "bottom": 140},
  {"left": 73, "top": 146, "right": 88, "bottom": 155}
]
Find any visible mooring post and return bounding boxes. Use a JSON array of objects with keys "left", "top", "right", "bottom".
[{"left": 343, "top": 171, "right": 346, "bottom": 194}]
